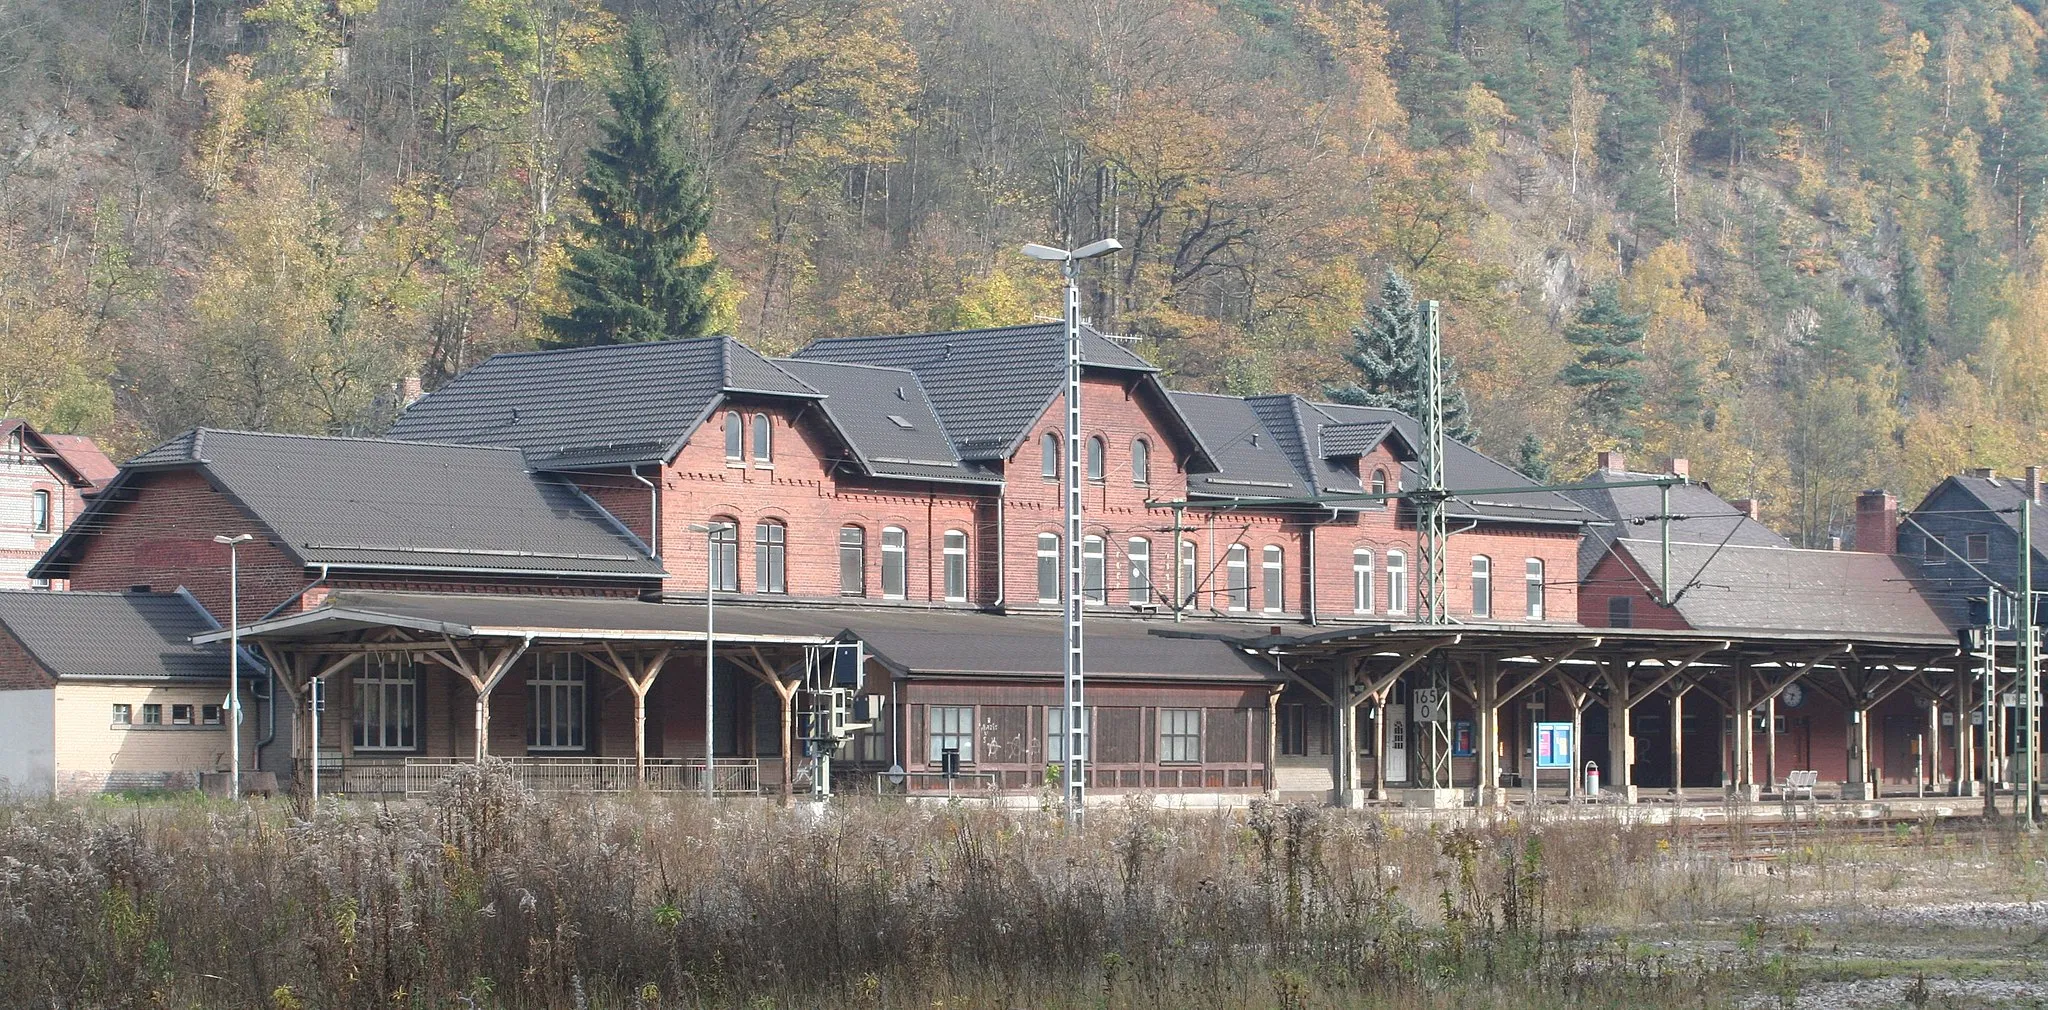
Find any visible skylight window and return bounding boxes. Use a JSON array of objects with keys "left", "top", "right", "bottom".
[{"left": 887, "top": 414, "right": 915, "bottom": 429}]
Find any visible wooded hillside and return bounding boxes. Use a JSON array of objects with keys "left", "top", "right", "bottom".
[{"left": 4, "top": 0, "right": 2045, "bottom": 545}]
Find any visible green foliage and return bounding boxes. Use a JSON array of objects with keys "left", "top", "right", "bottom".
[
  {"left": 1324, "top": 269, "right": 1476, "bottom": 441},
  {"left": 543, "top": 20, "right": 716, "bottom": 347},
  {"left": 1561, "top": 285, "right": 1648, "bottom": 443}
]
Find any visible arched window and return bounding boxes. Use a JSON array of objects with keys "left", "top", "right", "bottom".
[
  {"left": 1087, "top": 435, "right": 1106, "bottom": 481},
  {"left": 1470, "top": 555, "right": 1492, "bottom": 619},
  {"left": 754, "top": 521, "right": 787, "bottom": 594},
  {"left": 1525, "top": 558, "right": 1545, "bottom": 620},
  {"left": 708, "top": 520, "right": 739, "bottom": 592},
  {"left": 528, "top": 653, "right": 589, "bottom": 752},
  {"left": 1036, "top": 533, "right": 1060, "bottom": 602},
  {"left": 1041, "top": 432, "right": 1059, "bottom": 479},
  {"left": 1179, "top": 540, "right": 1198, "bottom": 610},
  {"left": 1131, "top": 439, "right": 1150, "bottom": 486},
  {"left": 1353, "top": 548, "right": 1375, "bottom": 613},
  {"left": 943, "top": 530, "right": 968, "bottom": 601},
  {"left": 1369, "top": 468, "right": 1388, "bottom": 508},
  {"left": 838, "top": 526, "right": 865, "bottom": 596},
  {"left": 1262, "top": 546, "right": 1284, "bottom": 613},
  {"left": 751, "top": 413, "right": 772, "bottom": 463},
  {"left": 1386, "top": 550, "right": 1408, "bottom": 615},
  {"left": 1082, "top": 535, "right": 1106, "bottom": 604},
  {"left": 723, "top": 412, "right": 743, "bottom": 461},
  {"left": 1128, "top": 537, "right": 1152, "bottom": 605},
  {"left": 30, "top": 489, "right": 51, "bottom": 533},
  {"left": 881, "top": 527, "right": 907, "bottom": 599},
  {"left": 1225, "top": 544, "right": 1250, "bottom": 611}
]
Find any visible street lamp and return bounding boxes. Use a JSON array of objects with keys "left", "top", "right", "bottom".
[
  {"left": 688, "top": 522, "right": 724, "bottom": 799},
  {"left": 213, "top": 533, "right": 254, "bottom": 800},
  {"left": 1020, "top": 236, "right": 1122, "bottom": 827}
]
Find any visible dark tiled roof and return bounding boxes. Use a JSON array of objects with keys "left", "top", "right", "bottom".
[
  {"left": 0, "top": 589, "right": 228, "bottom": 681},
  {"left": 771, "top": 359, "right": 1000, "bottom": 485},
  {"left": 1563, "top": 469, "right": 1793, "bottom": 580},
  {"left": 793, "top": 322, "right": 1161, "bottom": 461},
  {"left": 1171, "top": 392, "right": 1313, "bottom": 498},
  {"left": 1609, "top": 540, "right": 1954, "bottom": 640},
  {"left": 837, "top": 610, "right": 1281, "bottom": 682},
  {"left": 1317, "top": 420, "right": 1396, "bottom": 458},
  {"left": 386, "top": 337, "right": 820, "bottom": 468},
  {"left": 36, "top": 430, "right": 664, "bottom": 580},
  {"left": 1939, "top": 475, "right": 2048, "bottom": 559}
]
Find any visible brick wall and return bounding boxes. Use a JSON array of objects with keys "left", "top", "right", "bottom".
[
  {"left": 0, "top": 624, "right": 53, "bottom": 690},
  {"left": 63, "top": 470, "right": 308, "bottom": 619},
  {"left": 1577, "top": 550, "right": 1691, "bottom": 630},
  {"left": 0, "top": 442, "right": 79, "bottom": 587}
]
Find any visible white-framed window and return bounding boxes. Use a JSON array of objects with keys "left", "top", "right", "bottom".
[
  {"left": 1369, "top": 468, "right": 1388, "bottom": 509},
  {"left": 1086, "top": 436, "right": 1106, "bottom": 481},
  {"left": 839, "top": 526, "right": 865, "bottom": 596},
  {"left": 1471, "top": 555, "right": 1492, "bottom": 619},
  {"left": 1262, "top": 546, "right": 1284, "bottom": 613},
  {"left": 30, "top": 489, "right": 51, "bottom": 533},
  {"left": 171, "top": 703, "right": 194, "bottom": 725},
  {"left": 1128, "top": 537, "right": 1152, "bottom": 606},
  {"left": 202, "top": 704, "right": 222, "bottom": 725},
  {"left": 1047, "top": 704, "right": 1088, "bottom": 763},
  {"left": 1226, "top": 544, "right": 1250, "bottom": 611},
  {"left": 1923, "top": 536, "right": 1947, "bottom": 565},
  {"left": 708, "top": 519, "right": 739, "bottom": 592},
  {"left": 1036, "top": 533, "right": 1060, "bottom": 603},
  {"left": 943, "top": 529, "right": 968, "bottom": 601},
  {"left": 1967, "top": 533, "right": 1991, "bottom": 563},
  {"left": 1159, "top": 708, "right": 1202, "bottom": 763},
  {"left": 111, "top": 703, "right": 132, "bottom": 725},
  {"left": 723, "top": 411, "right": 743, "bottom": 461},
  {"left": 1525, "top": 558, "right": 1545, "bottom": 620},
  {"left": 528, "top": 653, "right": 589, "bottom": 752},
  {"left": 1353, "top": 548, "right": 1375, "bottom": 613},
  {"left": 928, "top": 705, "right": 974, "bottom": 763},
  {"left": 1386, "top": 550, "right": 1408, "bottom": 615},
  {"left": 142, "top": 703, "right": 162, "bottom": 725},
  {"left": 881, "top": 527, "right": 907, "bottom": 599},
  {"left": 1041, "top": 432, "right": 1059, "bottom": 479},
  {"left": 751, "top": 412, "right": 772, "bottom": 463},
  {"left": 353, "top": 652, "right": 418, "bottom": 751},
  {"left": 1082, "top": 535, "right": 1106, "bottom": 604},
  {"left": 1179, "top": 540, "right": 1198, "bottom": 609},
  {"left": 1131, "top": 439, "right": 1150, "bottom": 486},
  {"left": 754, "top": 521, "right": 787, "bottom": 594}
]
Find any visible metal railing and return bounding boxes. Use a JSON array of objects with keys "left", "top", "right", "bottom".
[{"left": 314, "top": 757, "right": 760, "bottom": 797}]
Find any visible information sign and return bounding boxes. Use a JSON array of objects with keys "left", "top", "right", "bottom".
[{"left": 1535, "top": 721, "right": 1574, "bottom": 769}]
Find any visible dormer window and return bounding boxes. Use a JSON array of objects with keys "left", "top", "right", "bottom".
[{"left": 1369, "top": 468, "right": 1388, "bottom": 509}]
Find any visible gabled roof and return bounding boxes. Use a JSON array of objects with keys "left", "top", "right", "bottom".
[
  {"left": 793, "top": 322, "right": 1211, "bottom": 465},
  {"left": 1167, "top": 393, "right": 1584, "bottom": 525},
  {"left": 33, "top": 430, "right": 664, "bottom": 581},
  {"left": 770, "top": 358, "right": 1000, "bottom": 485},
  {"left": 0, "top": 589, "right": 229, "bottom": 681},
  {"left": 385, "top": 337, "right": 821, "bottom": 468},
  {"left": 1563, "top": 468, "right": 1792, "bottom": 580},
  {"left": 0, "top": 419, "right": 104, "bottom": 489},
  {"left": 1606, "top": 539, "right": 1954, "bottom": 641},
  {"left": 1924, "top": 474, "right": 2048, "bottom": 562}
]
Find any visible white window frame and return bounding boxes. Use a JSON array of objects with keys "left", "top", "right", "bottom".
[
  {"left": 708, "top": 520, "right": 739, "bottom": 592},
  {"left": 142, "top": 703, "right": 162, "bottom": 725},
  {"left": 528, "top": 653, "right": 589, "bottom": 752},
  {"left": 1386, "top": 550, "right": 1408, "bottom": 615},
  {"left": 30, "top": 489, "right": 51, "bottom": 533},
  {"left": 839, "top": 526, "right": 865, "bottom": 596},
  {"left": 1131, "top": 439, "right": 1150, "bottom": 486},
  {"left": 1082, "top": 535, "right": 1106, "bottom": 605},
  {"left": 1040, "top": 432, "right": 1058, "bottom": 479},
  {"left": 1047, "top": 704, "right": 1088, "bottom": 763},
  {"left": 1128, "top": 537, "right": 1152, "bottom": 606},
  {"left": 1226, "top": 544, "right": 1250, "bottom": 611},
  {"left": 754, "top": 521, "right": 786, "bottom": 594},
  {"left": 1369, "top": 468, "right": 1388, "bottom": 509},
  {"left": 353, "top": 652, "right": 418, "bottom": 751},
  {"left": 1086, "top": 435, "right": 1106, "bottom": 481},
  {"left": 928, "top": 705, "right": 974, "bottom": 763},
  {"left": 881, "top": 527, "right": 907, "bottom": 599},
  {"left": 111, "top": 703, "right": 131, "bottom": 725},
  {"left": 943, "top": 529, "right": 968, "bottom": 601},
  {"left": 1967, "top": 533, "right": 1991, "bottom": 563},
  {"left": 1353, "top": 548, "right": 1374, "bottom": 613},
  {"left": 723, "top": 411, "right": 743, "bottom": 462},
  {"left": 1262, "top": 546, "right": 1284, "bottom": 613},
  {"left": 1525, "top": 558, "right": 1545, "bottom": 620},
  {"left": 1036, "top": 533, "right": 1060, "bottom": 603},
  {"left": 751, "top": 412, "right": 772, "bottom": 464},
  {"left": 1471, "top": 555, "right": 1492, "bottom": 619},
  {"left": 1179, "top": 540, "right": 1198, "bottom": 610},
  {"left": 1159, "top": 708, "right": 1202, "bottom": 763},
  {"left": 171, "top": 703, "right": 194, "bottom": 725}
]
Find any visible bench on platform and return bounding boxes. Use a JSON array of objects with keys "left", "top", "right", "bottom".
[{"left": 1779, "top": 769, "right": 1819, "bottom": 801}]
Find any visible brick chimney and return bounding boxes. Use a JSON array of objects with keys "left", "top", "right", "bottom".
[
  {"left": 1968, "top": 466, "right": 1996, "bottom": 480},
  {"left": 2028, "top": 465, "right": 2042, "bottom": 503},
  {"left": 1855, "top": 489, "right": 1898, "bottom": 554},
  {"left": 1596, "top": 450, "right": 1627, "bottom": 474},
  {"left": 400, "top": 374, "right": 424, "bottom": 407},
  {"left": 1729, "top": 498, "right": 1761, "bottom": 521},
  {"left": 1666, "top": 457, "right": 1689, "bottom": 479}
]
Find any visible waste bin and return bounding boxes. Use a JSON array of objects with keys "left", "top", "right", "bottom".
[{"left": 1584, "top": 761, "right": 1600, "bottom": 796}]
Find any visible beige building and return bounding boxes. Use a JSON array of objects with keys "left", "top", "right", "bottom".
[{"left": 0, "top": 588, "right": 259, "bottom": 796}]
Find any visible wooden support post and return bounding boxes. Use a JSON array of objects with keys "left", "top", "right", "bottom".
[
  {"left": 1670, "top": 685, "right": 1687, "bottom": 800},
  {"left": 1477, "top": 655, "right": 1499, "bottom": 806},
  {"left": 1605, "top": 663, "right": 1632, "bottom": 799},
  {"left": 1765, "top": 695, "right": 1778, "bottom": 791},
  {"left": 424, "top": 637, "right": 532, "bottom": 761},
  {"left": 592, "top": 644, "right": 673, "bottom": 785},
  {"left": 1266, "top": 686, "right": 1282, "bottom": 797},
  {"left": 1956, "top": 662, "right": 1975, "bottom": 796},
  {"left": 1371, "top": 691, "right": 1391, "bottom": 802},
  {"left": 1732, "top": 663, "right": 1754, "bottom": 797},
  {"left": 741, "top": 646, "right": 801, "bottom": 805}
]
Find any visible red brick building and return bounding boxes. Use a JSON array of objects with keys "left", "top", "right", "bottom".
[{"left": 0, "top": 420, "right": 114, "bottom": 589}]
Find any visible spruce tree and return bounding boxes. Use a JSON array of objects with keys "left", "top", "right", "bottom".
[
  {"left": 1514, "top": 433, "right": 1551, "bottom": 483},
  {"left": 1560, "top": 284, "right": 1648, "bottom": 443},
  {"left": 543, "top": 21, "right": 715, "bottom": 347},
  {"left": 1323, "top": 268, "right": 1476, "bottom": 442}
]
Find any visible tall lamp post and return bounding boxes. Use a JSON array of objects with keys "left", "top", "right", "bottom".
[
  {"left": 213, "top": 533, "right": 254, "bottom": 800},
  {"left": 688, "top": 522, "right": 724, "bottom": 799},
  {"left": 1020, "top": 236, "right": 1122, "bottom": 827}
]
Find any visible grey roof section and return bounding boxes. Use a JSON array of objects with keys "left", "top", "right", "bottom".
[
  {"left": 386, "top": 337, "right": 821, "bottom": 468},
  {"left": 0, "top": 590, "right": 229, "bottom": 681},
  {"left": 1318, "top": 420, "right": 1396, "bottom": 459},
  {"left": 793, "top": 322, "right": 1170, "bottom": 461},
  {"left": 1609, "top": 540, "right": 1954, "bottom": 640},
  {"left": 1171, "top": 392, "right": 1314, "bottom": 498},
  {"left": 1563, "top": 469, "right": 1793, "bottom": 580},
  {"left": 37, "top": 430, "right": 664, "bottom": 580},
  {"left": 1940, "top": 475, "right": 2048, "bottom": 560},
  {"left": 771, "top": 359, "right": 1000, "bottom": 485},
  {"left": 850, "top": 610, "right": 1280, "bottom": 682}
]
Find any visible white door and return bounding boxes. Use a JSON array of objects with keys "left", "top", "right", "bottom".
[{"left": 1384, "top": 699, "right": 1409, "bottom": 783}]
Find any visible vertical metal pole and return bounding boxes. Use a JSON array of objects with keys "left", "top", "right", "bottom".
[
  {"left": 1063, "top": 255, "right": 1087, "bottom": 826},
  {"left": 309, "top": 676, "right": 319, "bottom": 806},
  {"left": 229, "top": 544, "right": 240, "bottom": 801},
  {"left": 1419, "top": 300, "right": 1447, "bottom": 625},
  {"left": 1660, "top": 483, "right": 1673, "bottom": 605},
  {"left": 1171, "top": 505, "right": 1185, "bottom": 623},
  {"left": 2023, "top": 498, "right": 2037, "bottom": 828},
  {"left": 1986, "top": 639, "right": 2000, "bottom": 818},
  {"left": 706, "top": 526, "right": 717, "bottom": 800}
]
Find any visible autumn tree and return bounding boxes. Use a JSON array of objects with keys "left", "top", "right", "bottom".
[
  {"left": 1325, "top": 269, "right": 1475, "bottom": 441},
  {"left": 1561, "top": 285, "right": 1648, "bottom": 445},
  {"left": 544, "top": 20, "right": 716, "bottom": 347}
]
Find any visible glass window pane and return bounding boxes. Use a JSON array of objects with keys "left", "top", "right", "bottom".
[
  {"left": 1082, "top": 536, "right": 1105, "bottom": 604},
  {"left": 752, "top": 413, "right": 772, "bottom": 462},
  {"left": 724, "top": 412, "right": 742, "bottom": 460},
  {"left": 1128, "top": 538, "right": 1151, "bottom": 605},
  {"left": 1037, "top": 534, "right": 1059, "bottom": 603},
  {"left": 839, "top": 527, "right": 864, "bottom": 596},
  {"left": 1132, "top": 440, "right": 1149, "bottom": 486}
]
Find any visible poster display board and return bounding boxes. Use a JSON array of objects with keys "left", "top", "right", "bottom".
[{"left": 1535, "top": 721, "right": 1574, "bottom": 769}]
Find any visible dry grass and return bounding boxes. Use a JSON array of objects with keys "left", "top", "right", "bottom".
[{"left": 0, "top": 767, "right": 2038, "bottom": 1009}]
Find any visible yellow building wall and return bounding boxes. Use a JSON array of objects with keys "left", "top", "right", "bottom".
[{"left": 53, "top": 681, "right": 256, "bottom": 794}]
